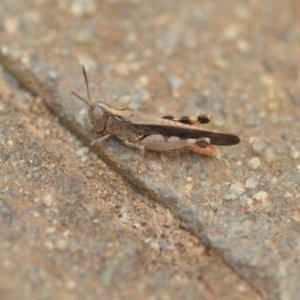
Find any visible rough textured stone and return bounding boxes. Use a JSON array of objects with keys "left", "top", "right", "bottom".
[{"left": 1, "top": 0, "right": 300, "bottom": 299}]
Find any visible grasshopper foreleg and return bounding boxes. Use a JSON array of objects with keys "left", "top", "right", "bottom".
[{"left": 91, "top": 134, "right": 111, "bottom": 146}]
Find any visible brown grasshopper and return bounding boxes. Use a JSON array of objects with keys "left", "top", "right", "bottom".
[{"left": 72, "top": 67, "right": 240, "bottom": 159}]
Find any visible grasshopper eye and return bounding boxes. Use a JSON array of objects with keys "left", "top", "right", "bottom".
[{"left": 93, "top": 106, "right": 104, "bottom": 120}]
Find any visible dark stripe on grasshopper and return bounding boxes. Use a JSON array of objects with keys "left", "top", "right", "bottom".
[
  {"left": 133, "top": 124, "right": 240, "bottom": 146},
  {"left": 163, "top": 115, "right": 210, "bottom": 124}
]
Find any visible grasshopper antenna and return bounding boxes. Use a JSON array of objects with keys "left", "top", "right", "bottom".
[
  {"left": 71, "top": 65, "right": 92, "bottom": 107},
  {"left": 82, "top": 66, "right": 92, "bottom": 106},
  {"left": 71, "top": 91, "right": 89, "bottom": 106}
]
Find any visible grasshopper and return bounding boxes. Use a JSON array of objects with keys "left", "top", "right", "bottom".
[{"left": 72, "top": 67, "right": 240, "bottom": 160}]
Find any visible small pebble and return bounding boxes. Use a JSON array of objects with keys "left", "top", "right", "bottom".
[
  {"left": 135, "top": 75, "right": 149, "bottom": 88},
  {"left": 260, "top": 73, "right": 275, "bottom": 87},
  {"left": 66, "top": 280, "right": 77, "bottom": 290},
  {"left": 270, "top": 177, "right": 278, "bottom": 184},
  {"left": 9, "top": 188, "right": 18, "bottom": 197},
  {"left": 71, "top": 0, "right": 96, "bottom": 16},
  {"left": 75, "top": 109, "right": 87, "bottom": 127},
  {"left": 239, "top": 195, "right": 250, "bottom": 207},
  {"left": 223, "top": 182, "right": 245, "bottom": 200},
  {"left": 150, "top": 241, "right": 160, "bottom": 251},
  {"left": 264, "top": 147, "right": 276, "bottom": 164},
  {"left": 44, "top": 240, "right": 54, "bottom": 250},
  {"left": 248, "top": 157, "right": 260, "bottom": 169},
  {"left": 213, "top": 57, "right": 228, "bottom": 69},
  {"left": 290, "top": 150, "right": 300, "bottom": 159},
  {"left": 185, "top": 183, "right": 193, "bottom": 192},
  {"left": 126, "top": 32, "right": 137, "bottom": 44},
  {"left": 146, "top": 160, "right": 163, "bottom": 172},
  {"left": 113, "top": 62, "right": 130, "bottom": 76},
  {"left": 47, "top": 69, "right": 58, "bottom": 80},
  {"left": 133, "top": 223, "right": 141, "bottom": 229},
  {"left": 45, "top": 227, "right": 56, "bottom": 234},
  {"left": 43, "top": 194, "right": 53, "bottom": 207},
  {"left": 237, "top": 284, "right": 247, "bottom": 293},
  {"left": 269, "top": 114, "right": 279, "bottom": 124},
  {"left": 223, "top": 23, "right": 241, "bottom": 40},
  {"left": 119, "top": 95, "right": 132, "bottom": 106},
  {"left": 85, "top": 171, "right": 93, "bottom": 178},
  {"left": 158, "top": 241, "right": 168, "bottom": 251},
  {"left": 76, "top": 147, "right": 89, "bottom": 157},
  {"left": 284, "top": 192, "right": 293, "bottom": 199},
  {"left": 247, "top": 197, "right": 254, "bottom": 207},
  {"left": 262, "top": 202, "right": 273, "bottom": 213},
  {"left": 245, "top": 177, "right": 259, "bottom": 189},
  {"left": 33, "top": 211, "right": 40, "bottom": 218},
  {"left": 55, "top": 239, "right": 68, "bottom": 252},
  {"left": 90, "top": 153, "right": 98, "bottom": 160},
  {"left": 292, "top": 214, "right": 300, "bottom": 225},
  {"left": 236, "top": 39, "right": 250, "bottom": 52},
  {"left": 249, "top": 137, "right": 267, "bottom": 155},
  {"left": 253, "top": 191, "right": 269, "bottom": 202},
  {"left": 166, "top": 75, "right": 182, "bottom": 98},
  {"left": 81, "top": 155, "right": 89, "bottom": 163},
  {"left": 281, "top": 132, "right": 289, "bottom": 140}
]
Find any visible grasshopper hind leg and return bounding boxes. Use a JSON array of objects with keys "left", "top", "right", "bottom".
[
  {"left": 195, "top": 137, "right": 210, "bottom": 148},
  {"left": 188, "top": 137, "right": 220, "bottom": 157},
  {"left": 187, "top": 144, "right": 220, "bottom": 157}
]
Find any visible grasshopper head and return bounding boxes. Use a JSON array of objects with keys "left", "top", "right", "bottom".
[
  {"left": 72, "top": 66, "right": 108, "bottom": 132},
  {"left": 89, "top": 103, "right": 108, "bottom": 132}
]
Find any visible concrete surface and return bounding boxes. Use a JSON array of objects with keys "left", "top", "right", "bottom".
[{"left": 1, "top": 0, "right": 300, "bottom": 299}]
